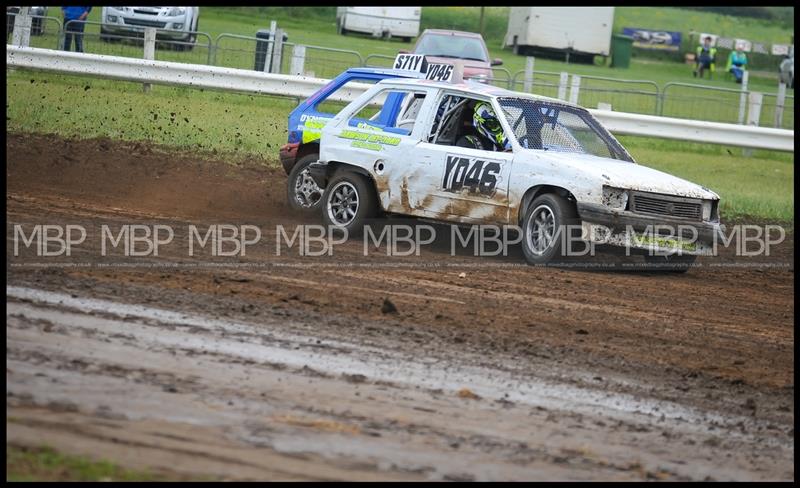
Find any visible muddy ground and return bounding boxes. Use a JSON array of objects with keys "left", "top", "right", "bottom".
[{"left": 6, "top": 133, "right": 795, "bottom": 480}]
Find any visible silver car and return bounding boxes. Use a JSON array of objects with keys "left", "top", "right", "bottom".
[{"left": 100, "top": 6, "right": 199, "bottom": 49}]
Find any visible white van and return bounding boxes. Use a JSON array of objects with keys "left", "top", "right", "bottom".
[
  {"left": 336, "top": 7, "right": 421, "bottom": 42},
  {"left": 504, "top": 7, "right": 615, "bottom": 62}
]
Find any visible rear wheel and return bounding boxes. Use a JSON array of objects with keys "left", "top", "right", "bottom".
[
  {"left": 321, "top": 171, "right": 378, "bottom": 237},
  {"left": 286, "top": 153, "right": 324, "bottom": 214},
  {"left": 521, "top": 193, "right": 580, "bottom": 266}
]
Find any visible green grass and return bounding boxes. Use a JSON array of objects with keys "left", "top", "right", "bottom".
[
  {"left": 6, "top": 445, "right": 186, "bottom": 481},
  {"left": 7, "top": 69, "right": 793, "bottom": 222},
  {"left": 6, "top": 71, "right": 294, "bottom": 160}
]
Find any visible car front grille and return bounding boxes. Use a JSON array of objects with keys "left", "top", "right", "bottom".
[
  {"left": 123, "top": 18, "right": 166, "bottom": 28},
  {"left": 629, "top": 192, "right": 702, "bottom": 220}
]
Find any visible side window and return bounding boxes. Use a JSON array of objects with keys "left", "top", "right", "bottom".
[
  {"left": 347, "top": 89, "right": 427, "bottom": 135},
  {"left": 315, "top": 79, "right": 379, "bottom": 115},
  {"left": 428, "top": 94, "right": 508, "bottom": 151}
]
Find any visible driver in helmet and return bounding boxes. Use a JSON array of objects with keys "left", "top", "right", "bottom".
[{"left": 456, "top": 101, "right": 511, "bottom": 152}]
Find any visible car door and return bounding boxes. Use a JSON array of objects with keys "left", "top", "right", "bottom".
[
  {"left": 414, "top": 92, "right": 514, "bottom": 224},
  {"left": 323, "top": 86, "right": 446, "bottom": 219}
]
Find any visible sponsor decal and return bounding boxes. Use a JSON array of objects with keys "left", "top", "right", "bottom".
[
  {"left": 338, "top": 129, "right": 401, "bottom": 146},
  {"left": 351, "top": 141, "right": 383, "bottom": 151},
  {"left": 623, "top": 28, "right": 682, "bottom": 52},
  {"left": 442, "top": 154, "right": 503, "bottom": 197}
]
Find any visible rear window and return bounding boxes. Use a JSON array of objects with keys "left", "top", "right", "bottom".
[
  {"left": 415, "top": 34, "right": 487, "bottom": 63},
  {"left": 315, "top": 79, "right": 380, "bottom": 115}
]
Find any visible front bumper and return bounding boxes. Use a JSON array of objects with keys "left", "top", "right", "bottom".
[{"left": 577, "top": 202, "right": 725, "bottom": 256}]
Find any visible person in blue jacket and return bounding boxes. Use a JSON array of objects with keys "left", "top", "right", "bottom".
[{"left": 62, "top": 6, "right": 91, "bottom": 52}]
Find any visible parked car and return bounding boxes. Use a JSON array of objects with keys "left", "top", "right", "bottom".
[
  {"left": 649, "top": 31, "right": 673, "bottom": 45},
  {"left": 281, "top": 58, "right": 723, "bottom": 271},
  {"left": 100, "top": 6, "right": 199, "bottom": 50},
  {"left": 6, "top": 6, "right": 48, "bottom": 37},
  {"left": 336, "top": 7, "right": 420, "bottom": 42},
  {"left": 408, "top": 29, "right": 502, "bottom": 84},
  {"left": 779, "top": 55, "right": 794, "bottom": 89}
]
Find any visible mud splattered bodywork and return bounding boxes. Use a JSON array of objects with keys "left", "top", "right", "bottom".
[{"left": 312, "top": 77, "right": 723, "bottom": 256}]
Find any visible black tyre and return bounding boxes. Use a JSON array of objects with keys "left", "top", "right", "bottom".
[
  {"left": 521, "top": 193, "right": 580, "bottom": 266},
  {"left": 321, "top": 171, "right": 378, "bottom": 236},
  {"left": 286, "top": 153, "right": 324, "bottom": 214},
  {"left": 643, "top": 253, "right": 697, "bottom": 273}
]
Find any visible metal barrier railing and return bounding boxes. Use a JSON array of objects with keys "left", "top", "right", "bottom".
[
  {"left": 363, "top": 53, "right": 395, "bottom": 68},
  {"left": 761, "top": 92, "right": 795, "bottom": 130},
  {"left": 488, "top": 67, "right": 512, "bottom": 88},
  {"left": 212, "top": 33, "right": 268, "bottom": 70},
  {"left": 660, "top": 82, "right": 749, "bottom": 124},
  {"left": 577, "top": 75, "right": 660, "bottom": 115},
  {"left": 59, "top": 20, "right": 213, "bottom": 65},
  {"left": 297, "top": 44, "right": 364, "bottom": 79},
  {"left": 6, "top": 13, "right": 62, "bottom": 49},
  {"left": 510, "top": 69, "right": 563, "bottom": 99}
]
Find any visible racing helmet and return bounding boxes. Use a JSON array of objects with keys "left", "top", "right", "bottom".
[{"left": 473, "top": 102, "right": 509, "bottom": 150}]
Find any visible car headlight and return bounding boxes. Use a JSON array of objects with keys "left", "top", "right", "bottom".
[
  {"left": 173, "top": 23, "right": 184, "bottom": 29},
  {"left": 168, "top": 7, "right": 186, "bottom": 16},
  {"left": 469, "top": 74, "right": 489, "bottom": 84},
  {"left": 107, "top": 15, "right": 118, "bottom": 22},
  {"left": 602, "top": 186, "right": 629, "bottom": 210}
]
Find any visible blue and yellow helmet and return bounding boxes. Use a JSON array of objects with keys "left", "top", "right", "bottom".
[{"left": 473, "top": 102, "right": 509, "bottom": 150}]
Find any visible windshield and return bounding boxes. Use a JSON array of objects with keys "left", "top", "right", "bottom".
[
  {"left": 415, "top": 34, "right": 488, "bottom": 62},
  {"left": 498, "top": 97, "right": 633, "bottom": 162}
]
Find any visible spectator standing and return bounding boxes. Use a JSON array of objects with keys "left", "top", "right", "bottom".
[
  {"left": 62, "top": 6, "right": 91, "bottom": 52},
  {"left": 726, "top": 45, "right": 748, "bottom": 83},
  {"left": 693, "top": 36, "right": 717, "bottom": 79}
]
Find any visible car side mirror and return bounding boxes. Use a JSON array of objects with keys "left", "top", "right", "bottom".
[
  {"left": 491, "top": 58, "right": 503, "bottom": 66},
  {"left": 398, "top": 49, "right": 409, "bottom": 54}
]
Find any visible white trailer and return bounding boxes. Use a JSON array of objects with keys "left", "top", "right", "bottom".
[
  {"left": 336, "top": 7, "right": 421, "bottom": 42},
  {"left": 504, "top": 7, "right": 615, "bottom": 62}
]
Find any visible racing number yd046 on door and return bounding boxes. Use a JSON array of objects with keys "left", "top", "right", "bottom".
[{"left": 442, "top": 154, "right": 502, "bottom": 197}]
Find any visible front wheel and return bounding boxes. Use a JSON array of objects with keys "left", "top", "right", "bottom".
[
  {"left": 521, "top": 193, "right": 580, "bottom": 266},
  {"left": 286, "top": 154, "right": 324, "bottom": 214},
  {"left": 321, "top": 171, "right": 377, "bottom": 236}
]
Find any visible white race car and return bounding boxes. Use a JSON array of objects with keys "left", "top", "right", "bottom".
[{"left": 304, "top": 56, "right": 723, "bottom": 270}]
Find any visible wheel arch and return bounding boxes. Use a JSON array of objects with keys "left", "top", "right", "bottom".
[
  {"left": 517, "top": 184, "right": 579, "bottom": 225},
  {"left": 323, "top": 161, "right": 383, "bottom": 210}
]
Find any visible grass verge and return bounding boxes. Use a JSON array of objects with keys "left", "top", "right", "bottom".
[
  {"left": 6, "top": 444, "right": 193, "bottom": 481},
  {"left": 6, "top": 69, "right": 794, "bottom": 222}
]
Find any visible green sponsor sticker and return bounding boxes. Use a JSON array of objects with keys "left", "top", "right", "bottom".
[
  {"left": 634, "top": 233, "right": 697, "bottom": 251},
  {"left": 339, "top": 130, "right": 400, "bottom": 146},
  {"left": 351, "top": 141, "right": 383, "bottom": 151}
]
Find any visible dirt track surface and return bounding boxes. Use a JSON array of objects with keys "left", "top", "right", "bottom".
[{"left": 6, "top": 133, "right": 795, "bottom": 480}]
